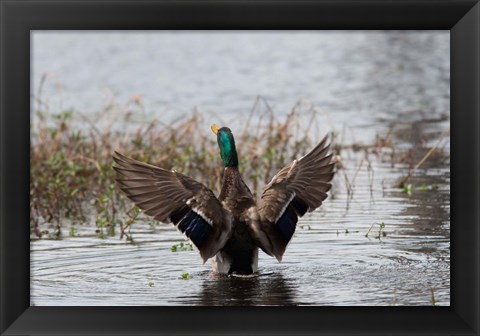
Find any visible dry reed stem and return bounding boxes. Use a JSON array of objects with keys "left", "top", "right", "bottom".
[{"left": 397, "top": 128, "right": 450, "bottom": 188}]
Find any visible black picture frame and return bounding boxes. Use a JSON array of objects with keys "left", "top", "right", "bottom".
[{"left": 1, "top": 0, "right": 478, "bottom": 335}]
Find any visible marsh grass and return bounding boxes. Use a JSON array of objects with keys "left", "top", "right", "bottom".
[
  {"left": 30, "top": 94, "right": 448, "bottom": 240},
  {"left": 30, "top": 96, "right": 336, "bottom": 239}
]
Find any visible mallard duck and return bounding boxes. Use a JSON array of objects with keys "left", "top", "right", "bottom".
[{"left": 113, "top": 124, "right": 335, "bottom": 275}]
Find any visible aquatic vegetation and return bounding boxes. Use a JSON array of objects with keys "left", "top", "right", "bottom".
[
  {"left": 365, "top": 222, "right": 386, "bottom": 239},
  {"left": 376, "top": 222, "right": 386, "bottom": 239},
  {"left": 403, "top": 184, "right": 413, "bottom": 196},
  {"left": 180, "top": 273, "right": 190, "bottom": 280},
  {"left": 30, "top": 97, "right": 332, "bottom": 239},
  {"left": 298, "top": 224, "right": 311, "bottom": 230},
  {"left": 30, "top": 94, "right": 448, "bottom": 242},
  {"left": 171, "top": 242, "right": 194, "bottom": 252},
  {"left": 120, "top": 207, "right": 141, "bottom": 240},
  {"left": 69, "top": 227, "right": 76, "bottom": 237},
  {"left": 396, "top": 128, "right": 450, "bottom": 188},
  {"left": 421, "top": 184, "right": 440, "bottom": 191}
]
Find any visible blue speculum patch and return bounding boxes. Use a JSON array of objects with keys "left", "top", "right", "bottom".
[
  {"left": 276, "top": 197, "right": 308, "bottom": 243},
  {"left": 177, "top": 210, "right": 212, "bottom": 248},
  {"left": 276, "top": 205, "right": 298, "bottom": 243}
]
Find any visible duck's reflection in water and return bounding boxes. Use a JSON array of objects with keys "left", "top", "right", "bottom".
[{"left": 195, "top": 272, "right": 296, "bottom": 306}]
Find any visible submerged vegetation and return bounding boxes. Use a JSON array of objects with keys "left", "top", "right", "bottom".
[{"left": 30, "top": 94, "right": 449, "bottom": 240}]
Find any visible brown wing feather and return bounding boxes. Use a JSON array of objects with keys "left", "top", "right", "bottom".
[
  {"left": 253, "top": 135, "right": 335, "bottom": 261},
  {"left": 113, "top": 151, "right": 232, "bottom": 262}
]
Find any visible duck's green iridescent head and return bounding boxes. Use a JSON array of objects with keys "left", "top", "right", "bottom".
[{"left": 211, "top": 124, "right": 238, "bottom": 167}]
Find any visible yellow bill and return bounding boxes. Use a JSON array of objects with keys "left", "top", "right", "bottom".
[{"left": 211, "top": 124, "right": 219, "bottom": 134}]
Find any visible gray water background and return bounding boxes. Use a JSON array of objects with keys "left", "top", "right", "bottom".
[{"left": 31, "top": 31, "right": 450, "bottom": 306}]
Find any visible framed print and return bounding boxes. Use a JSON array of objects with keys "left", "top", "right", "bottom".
[{"left": 1, "top": 0, "right": 479, "bottom": 335}]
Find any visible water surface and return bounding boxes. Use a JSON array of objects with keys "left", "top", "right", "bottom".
[{"left": 31, "top": 31, "right": 450, "bottom": 306}]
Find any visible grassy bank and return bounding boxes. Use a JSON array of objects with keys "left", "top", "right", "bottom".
[{"left": 30, "top": 97, "right": 336, "bottom": 239}]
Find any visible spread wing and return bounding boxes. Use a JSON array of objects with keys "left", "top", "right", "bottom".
[
  {"left": 252, "top": 135, "right": 335, "bottom": 261},
  {"left": 113, "top": 151, "right": 232, "bottom": 262}
]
